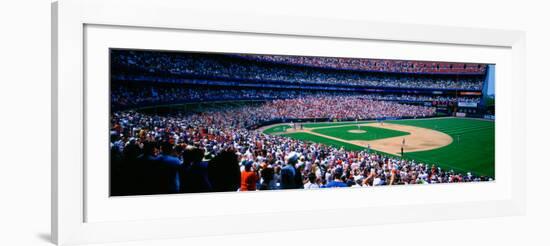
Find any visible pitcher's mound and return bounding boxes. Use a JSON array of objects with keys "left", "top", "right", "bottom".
[{"left": 348, "top": 129, "right": 367, "bottom": 133}]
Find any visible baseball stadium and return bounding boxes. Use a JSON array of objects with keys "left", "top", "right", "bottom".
[{"left": 109, "top": 49, "right": 495, "bottom": 196}]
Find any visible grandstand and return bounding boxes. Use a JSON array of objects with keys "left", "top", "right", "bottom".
[{"left": 111, "top": 49, "right": 490, "bottom": 117}]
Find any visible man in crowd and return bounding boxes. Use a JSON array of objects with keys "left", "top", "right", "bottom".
[
  {"left": 180, "top": 146, "right": 212, "bottom": 193},
  {"left": 156, "top": 142, "right": 183, "bottom": 194},
  {"left": 240, "top": 161, "right": 259, "bottom": 191},
  {"left": 281, "top": 152, "right": 299, "bottom": 189},
  {"left": 325, "top": 168, "right": 348, "bottom": 188},
  {"left": 259, "top": 163, "right": 275, "bottom": 190},
  {"left": 208, "top": 147, "right": 241, "bottom": 192},
  {"left": 135, "top": 142, "right": 160, "bottom": 195},
  {"left": 304, "top": 172, "right": 320, "bottom": 189}
]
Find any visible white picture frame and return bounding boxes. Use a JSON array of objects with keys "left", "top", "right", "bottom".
[{"left": 52, "top": 0, "right": 526, "bottom": 245}]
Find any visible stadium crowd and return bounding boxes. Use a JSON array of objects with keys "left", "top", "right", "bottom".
[
  {"left": 111, "top": 85, "right": 362, "bottom": 109},
  {"left": 261, "top": 96, "right": 435, "bottom": 120},
  {"left": 110, "top": 98, "right": 489, "bottom": 196},
  {"left": 112, "top": 50, "right": 485, "bottom": 90},
  {"left": 235, "top": 54, "right": 487, "bottom": 74},
  {"left": 111, "top": 84, "right": 479, "bottom": 109}
]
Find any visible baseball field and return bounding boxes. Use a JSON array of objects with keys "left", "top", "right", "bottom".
[{"left": 262, "top": 117, "right": 495, "bottom": 178}]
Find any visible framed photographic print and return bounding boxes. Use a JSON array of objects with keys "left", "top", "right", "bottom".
[{"left": 52, "top": 0, "right": 526, "bottom": 245}]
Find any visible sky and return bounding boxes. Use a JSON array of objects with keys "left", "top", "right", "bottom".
[{"left": 486, "top": 64, "right": 495, "bottom": 96}]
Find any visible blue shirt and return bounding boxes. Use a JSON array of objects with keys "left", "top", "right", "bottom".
[
  {"left": 324, "top": 180, "right": 348, "bottom": 188},
  {"left": 157, "top": 155, "right": 182, "bottom": 192},
  {"left": 280, "top": 165, "right": 297, "bottom": 189}
]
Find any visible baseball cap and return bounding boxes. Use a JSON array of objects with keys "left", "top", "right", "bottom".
[{"left": 286, "top": 151, "right": 299, "bottom": 164}]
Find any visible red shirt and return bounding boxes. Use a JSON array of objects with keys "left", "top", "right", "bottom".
[{"left": 240, "top": 171, "right": 259, "bottom": 191}]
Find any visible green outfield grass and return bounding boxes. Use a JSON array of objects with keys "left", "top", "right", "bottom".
[
  {"left": 263, "top": 121, "right": 373, "bottom": 134},
  {"left": 262, "top": 125, "right": 293, "bottom": 134},
  {"left": 386, "top": 118, "right": 495, "bottom": 177},
  {"left": 280, "top": 132, "right": 367, "bottom": 151},
  {"left": 263, "top": 117, "right": 495, "bottom": 178},
  {"left": 311, "top": 125, "right": 409, "bottom": 141}
]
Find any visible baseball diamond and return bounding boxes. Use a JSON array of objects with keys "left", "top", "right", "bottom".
[{"left": 262, "top": 117, "right": 494, "bottom": 177}]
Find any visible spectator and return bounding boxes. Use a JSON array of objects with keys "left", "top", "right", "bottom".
[
  {"left": 180, "top": 146, "right": 212, "bottom": 193},
  {"left": 281, "top": 152, "right": 299, "bottom": 189},
  {"left": 259, "top": 164, "right": 275, "bottom": 190},
  {"left": 240, "top": 161, "right": 259, "bottom": 191},
  {"left": 156, "top": 142, "right": 183, "bottom": 194},
  {"left": 135, "top": 142, "right": 159, "bottom": 195},
  {"left": 325, "top": 168, "right": 348, "bottom": 188},
  {"left": 304, "top": 173, "right": 320, "bottom": 189},
  {"left": 208, "top": 147, "right": 241, "bottom": 192}
]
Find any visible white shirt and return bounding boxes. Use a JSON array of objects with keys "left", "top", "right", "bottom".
[{"left": 304, "top": 182, "right": 320, "bottom": 189}]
